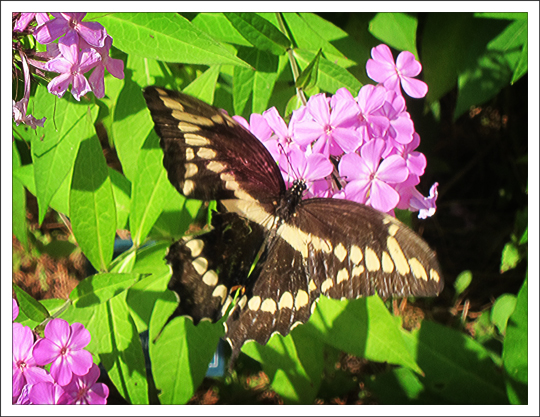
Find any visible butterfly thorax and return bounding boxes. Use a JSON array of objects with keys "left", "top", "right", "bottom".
[{"left": 276, "top": 179, "right": 306, "bottom": 222}]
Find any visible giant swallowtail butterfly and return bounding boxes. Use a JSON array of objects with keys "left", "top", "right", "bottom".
[{"left": 143, "top": 87, "right": 443, "bottom": 365}]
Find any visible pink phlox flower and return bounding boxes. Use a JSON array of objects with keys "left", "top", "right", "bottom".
[
  {"left": 14, "top": 13, "right": 50, "bottom": 32},
  {"left": 376, "top": 90, "right": 414, "bottom": 145},
  {"left": 13, "top": 323, "right": 52, "bottom": 400},
  {"left": 366, "top": 44, "right": 428, "bottom": 98},
  {"left": 356, "top": 84, "right": 390, "bottom": 142},
  {"left": 281, "top": 145, "right": 334, "bottom": 198},
  {"left": 45, "top": 32, "right": 101, "bottom": 101},
  {"left": 292, "top": 93, "right": 360, "bottom": 156},
  {"left": 32, "top": 319, "right": 93, "bottom": 386},
  {"left": 34, "top": 12, "right": 107, "bottom": 48},
  {"left": 85, "top": 35, "right": 125, "bottom": 99},
  {"left": 28, "top": 382, "right": 67, "bottom": 405},
  {"left": 61, "top": 363, "right": 109, "bottom": 404},
  {"left": 263, "top": 106, "right": 295, "bottom": 145},
  {"left": 339, "top": 138, "right": 408, "bottom": 213}
]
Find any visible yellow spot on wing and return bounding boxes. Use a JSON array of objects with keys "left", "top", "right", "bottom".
[
  {"left": 365, "top": 246, "right": 381, "bottom": 272},
  {"left": 278, "top": 292, "right": 294, "bottom": 310},
  {"left": 248, "top": 296, "right": 262, "bottom": 311},
  {"left": 261, "top": 298, "right": 277, "bottom": 314},
  {"left": 381, "top": 251, "right": 395, "bottom": 273},
  {"left": 295, "top": 290, "right": 309, "bottom": 309},
  {"left": 387, "top": 236, "right": 410, "bottom": 275},
  {"left": 192, "top": 257, "right": 208, "bottom": 275},
  {"left": 350, "top": 245, "right": 363, "bottom": 265},
  {"left": 184, "top": 163, "right": 198, "bottom": 178},
  {"left": 321, "top": 278, "right": 334, "bottom": 293},
  {"left": 334, "top": 243, "right": 347, "bottom": 263},
  {"left": 337, "top": 268, "right": 350, "bottom": 284},
  {"left": 409, "top": 257, "right": 428, "bottom": 281},
  {"left": 202, "top": 270, "right": 219, "bottom": 286},
  {"left": 185, "top": 239, "right": 204, "bottom": 257}
]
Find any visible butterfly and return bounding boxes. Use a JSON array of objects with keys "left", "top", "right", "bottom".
[{"left": 143, "top": 87, "right": 443, "bottom": 365}]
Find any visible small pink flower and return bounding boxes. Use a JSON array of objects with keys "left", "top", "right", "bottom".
[
  {"left": 32, "top": 319, "right": 93, "bottom": 386},
  {"left": 34, "top": 12, "right": 107, "bottom": 48},
  {"left": 45, "top": 32, "right": 101, "bottom": 100},
  {"left": 366, "top": 44, "right": 428, "bottom": 98},
  {"left": 339, "top": 138, "right": 409, "bottom": 213},
  {"left": 12, "top": 324, "right": 51, "bottom": 400},
  {"left": 61, "top": 363, "right": 109, "bottom": 404}
]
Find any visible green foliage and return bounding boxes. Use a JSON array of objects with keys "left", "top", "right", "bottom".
[{"left": 12, "top": 12, "right": 528, "bottom": 405}]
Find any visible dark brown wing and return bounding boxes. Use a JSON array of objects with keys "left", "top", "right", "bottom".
[
  {"left": 223, "top": 197, "right": 443, "bottom": 361},
  {"left": 143, "top": 87, "right": 284, "bottom": 206}
]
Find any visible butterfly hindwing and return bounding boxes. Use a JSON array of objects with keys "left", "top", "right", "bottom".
[{"left": 166, "top": 212, "right": 267, "bottom": 324}]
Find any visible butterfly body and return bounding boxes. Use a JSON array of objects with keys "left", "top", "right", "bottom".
[{"left": 143, "top": 87, "right": 443, "bottom": 364}]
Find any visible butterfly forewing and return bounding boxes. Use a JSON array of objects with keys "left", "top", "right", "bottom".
[{"left": 143, "top": 87, "right": 284, "bottom": 206}]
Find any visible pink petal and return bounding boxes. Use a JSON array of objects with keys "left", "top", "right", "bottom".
[
  {"left": 292, "top": 119, "right": 324, "bottom": 147},
  {"left": 50, "top": 356, "right": 73, "bottom": 386},
  {"left": 377, "top": 154, "right": 409, "bottom": 184},
  {"left": 360, "top": 138, "right": 386, "bottom": 173},
  {"left": 32, "top": 338, "right": 60, "bottom": 366},
  {"left": 77, "top": 20, "right": 107, "bottom": 48},
  {"left": 69, "top": 349, "right": 94, "bottom": 376},
  {"left": 396, "top": 51, "right": 422, "bottom": 77},
  {"left": 44, "top": 319, "right": 70, "bottom": 346},
  {"left": 12, "top": 299, "right": 19, "bottom": 321},
  {"left": 306, "top": 94, "right": 330, "bottom": 125},
  {"left": 338, "top": 152, "right": 364, "bottom": 181},
  {"left": 343, "top": 180, "right": 370, "bottom": 204},
  {"left": 305, "top": 153, "right": 333, "bottom": 180},
  {"left": 71, "top": 74, "right": 92, "bottom": 101},
  {"left": 263, "top": 107, "right": 288, "bottom": 139},
  {"left": 370, "top": 180, "right": 400, "bottom": 212},
  {"left": 69, "top": 323, "right": 91, "bottom": 350},
  {"left": 391, "top": 114, "right": 414, "bottom": 144},
  {"left": 89, "top": 65, "right": 106, "bottom": 99},
  {"left": 401, "top": 76, "right": 428, "bottom": 98},
  {"left": 366, "top": 59, "right": 395, "bottom": 84},
  {"left": 371, "top": 44, "right": 395, "bottom": 64},
  {"left": 332, "top": 127, "right": 362, "bottom": 153},
  {"left": 47, "top": 73, "right": 72, "bottom": 98},
  {"left": 34, "top": 17, "right": 69, "bottom": 44}
]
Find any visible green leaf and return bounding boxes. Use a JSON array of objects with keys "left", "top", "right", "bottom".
[
  {"left": 453, "top": 270, "right": 472, "bottom": 296},
  {"left": 242, "top": 325, "right": 324, "bottom": 404},
  {"left": 93, "top": 13, "right": 250, "bottom": 68},
  {"left": 150, "top": 299, "right": 224, "bottom": 404},
  {"left": 102, "top": 294, "right": 149, "bottom": 404},
  {"left": 369, "top": 12, "right": 419, "bottom": 58},
  {"left": 512, "top": 36, "right": 528, "bottom": 84},
  {"left": 307, "top": 295, "right": 421, "bottom": 374},
  {"left": 109, "top": 168, "right": 131, "bottom": 230},
  {"left": 283, "top": 13, "right": 356, "bottom": 68},
  {"left": 503, "top": 276, "right": 528, "bottom": 404},
  {"left": 191, "top": 13, "right": 252, "bottom": 46},
  {"left": 500, "top": 242, "right": 520, "bottom": 273},
  {"left": 69, "top": 273, "right": 140, "bottom": 307},
  {"left": 233, "top": 47, "right": 280, "bottom": 116},
  {"left": 130, "top": 132, "right": 176, "bottom": 246},
  {"left": 70, "top": 135, "right": 117, "bottom": 272},
  {"left": 403, "top": 320, "right": 508, "bottom": 404},
  {"left": 13, "top": 285, "right": 50, "bottom": 323},
  {"left": 455, "top": 19, "right": 526, "bottom": 119},
  {"left": 294, "top": 49, "right": 362, "bottom": 95},
  {"left": 224, "top": 13, "right": 290, "bottom": 55},
  {"left": 296, "top": 48, "right": 322, "bottom": 90},
  {"left": 12, "top": 142, "right": 28, "bottom": 248},
  {"left": 30, "top": 84, "right": 98, "bottom": 224},
  {"left": 365, "top": 367, "right": 428, "bottom": 404},
  {"left": 491, "top": 293, "right": 517, "bottom": 335},
  {"left": 519, "top": 227, "right": 528, "bottom": 244},
  {"left": 182, "top": 65, "right": 221, "bottom": 103}
]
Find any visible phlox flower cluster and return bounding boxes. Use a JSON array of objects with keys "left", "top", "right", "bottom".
[
  {"left": 12, "top": 12, "right": 124, "bottom": 129},
  {"left": 234, "top": 44, "right": 438, "bottom": 218},
  {"left": 12, "top": 298, "right": 109, "bottom": 405}
]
